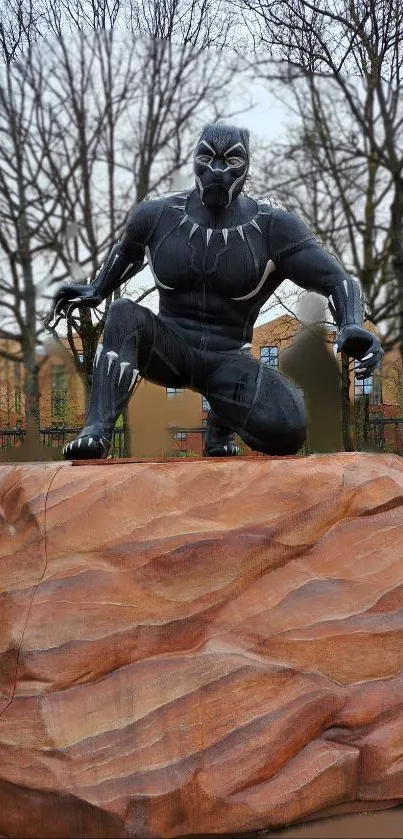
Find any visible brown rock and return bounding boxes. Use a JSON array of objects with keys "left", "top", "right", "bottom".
[{"left": 0, "top": 453, "right": 403, "bottom": 838}]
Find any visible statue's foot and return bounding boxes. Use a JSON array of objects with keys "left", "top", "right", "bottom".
[
  {"left": 63, "top": 433, "right": 110, "bottom": 460},
  {"left": 204, "top": 443, "right": 240, "bottom": 457}
]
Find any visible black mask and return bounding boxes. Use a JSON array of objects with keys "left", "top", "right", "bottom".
[{"left": 193, "top": 123, "right": 250, "bottom": 211}]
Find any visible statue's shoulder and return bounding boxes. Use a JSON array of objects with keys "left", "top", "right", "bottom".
[
  {"left": 144, "top": 188, "right": 192, "bottom": 208},
  {"left": 126, "top": 190, "right": 191, "bottom": 243},
  {"left": 245, "top": 190, "right": 287, "bottom": 213}
]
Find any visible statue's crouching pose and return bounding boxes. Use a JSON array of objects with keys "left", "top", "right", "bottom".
[{"left": 52, "top": 123, "right": 383, "bottom": 460}]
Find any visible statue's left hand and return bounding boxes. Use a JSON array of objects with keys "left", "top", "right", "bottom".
[
  {"left": 45, "top": 282, "right": 102, "bottom": 329},
  {"left": 335, "top": 324, "right": 384, "bottom": 380}
]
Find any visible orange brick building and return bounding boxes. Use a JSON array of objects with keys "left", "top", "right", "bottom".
[{"left": 1, "top": 315, "right": 402, "bottom": 455}]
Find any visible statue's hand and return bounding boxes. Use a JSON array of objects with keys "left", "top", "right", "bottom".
[
  {"left": 50, "top": 283, "right": 102, "bottom": 324},
  {"left": 335, "top": 324, "right": 384, "bottom": 380}
]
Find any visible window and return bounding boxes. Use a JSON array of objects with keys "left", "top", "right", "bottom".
[
  {"left": 51, "top": 390, "right": 67, "bottom": 419},
  {"left": 51, "top": 364, "right": 68, "bottom": 419},
  {"left": 14, "top": 363, "right": 22, "bottom": 413},
  {"left": 260, "top": 346, "right": 279, "bottom": 369},
  {"left": 354, "top": 362, "right": 382, "bottom": 405},
  {"left": 52, "top": 365, "right": 67, "bottom": 390},
  {"left": 174, "top": 431, "right": 187, "bottom": 440},
  {"left": 202, "top": 396, "right": 210, "bottom": 411},
  {"left": 14, "top": 387, "right": 21, "bottom": 412},
  {"left": 14, "top": 363, "right": 22, "bottom": 385},
  {"left": 166, "top": 387, "right": 185, "bottom": 398}
]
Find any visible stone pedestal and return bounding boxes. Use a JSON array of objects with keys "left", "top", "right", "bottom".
[{"left": 1, "top": 453, "right": 403, "bottom": 837}]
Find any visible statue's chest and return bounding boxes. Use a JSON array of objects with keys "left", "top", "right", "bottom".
[{"left": 148, "top": 216, "right": 272, "bottom": 299}]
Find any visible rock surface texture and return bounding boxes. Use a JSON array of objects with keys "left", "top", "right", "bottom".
[{"left": 1, "top": 453, "right": 403, "bottom": 838}]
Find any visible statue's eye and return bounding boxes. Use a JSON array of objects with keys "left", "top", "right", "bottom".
[
  {"left": 226, "top": 156, "right": 244, "bottom": 167},
  {"left": 196, "top": 154, "right": 213, "bottom": 164}
]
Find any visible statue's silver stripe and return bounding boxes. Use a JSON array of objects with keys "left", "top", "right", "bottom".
[
  {"left": 145, "top": 245, "right": 174, "bottom": 291},
  {"left": 120, "top": 262, "right": 134, "bottom": 280},
  {"left": 231, "top": 259, "right": 276, "bottom": 302}
]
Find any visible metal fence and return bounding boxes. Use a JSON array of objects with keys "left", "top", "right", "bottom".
[
  {"left": 0, "top": 419, "right": 402, "bottom": 459},
  {"left": 0, "top": 427, "right": 126, "bottom": 459},
  {"left": 253, "top": 417, "right": 403, "bottom": 457},
  {"left": 367, "top": 417, "right": 403, "bottom": 452}
]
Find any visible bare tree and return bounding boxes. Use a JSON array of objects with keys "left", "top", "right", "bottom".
[
  {"left": 127, "top": 0, "right": 235, "bottom": 49},
  {"left": 39, "top": 27, "right": 250, "bottom": 345},
  {"left": 0, "top": 0, "right": 251, "bottom": 452},
  {"left": 256, "top": 75, "right": 397, "bottom": 343},
  {"left": 28, "top": 26, "right": 251, "bottom": 453},
  {"left": 247, "top": 73, "right": 394, "bottom": 447},
  {"left": 46, "top": 0, "right": 122, "bottom": 33},
  {"left": 236, "top": 0, "right": 403, "bottom": 358},
  {"left": 0, "top": 0, "right": 44, "bottom": 64},
  {"left": 0, "top": 48, "right": 72, "bottom": 430}
]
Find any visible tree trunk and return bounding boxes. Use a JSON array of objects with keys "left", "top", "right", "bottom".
[
  {"left": 354, "top": 393, "right": 370, "bottom": 451},
  {"left": 23, "top": 347, "right": 41, "bottom": 435},
  {"left": 122, "top": 408, "right": 131, "bottom": 458},
  {"left": 390, "top": 177, "right": 403, "bottom": 367},
  {"left": 341, "top": 352, "right": 355, "bottom": 451}
]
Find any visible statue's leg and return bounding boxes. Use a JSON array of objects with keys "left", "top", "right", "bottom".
[
  {"left": 203, "top": 350, "right": 307, "bottom": 456},
  {"left": 63, "top": 301, "right": 198, "bottom": 460},
  {"left": 203, "top": 409, "right": 240, "bottom": 456}
]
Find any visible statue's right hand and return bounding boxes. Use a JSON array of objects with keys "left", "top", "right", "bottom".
[{"left": 51, "top": 283, "right": 102, "bottom": 322}]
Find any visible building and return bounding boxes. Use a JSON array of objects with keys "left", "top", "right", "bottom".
[
  {"left": 1, "top": 315, "right": 402, "bottom": 456},
  {"left": 0, "top": 338, "right": 86, "bottom": 431}
]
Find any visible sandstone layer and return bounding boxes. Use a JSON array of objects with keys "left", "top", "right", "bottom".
[{"left": 1, "top": 453, "right": 403, "bottom": 838}]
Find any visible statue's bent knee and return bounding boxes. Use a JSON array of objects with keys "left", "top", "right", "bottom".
[{"left": 104, "top": 299, "right": 147, "bottom": 348}]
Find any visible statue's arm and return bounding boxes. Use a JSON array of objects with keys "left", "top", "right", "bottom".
[
  {"left": 269, "top": 209, "right": 365, "bottom": 329},
  {"left": 92, "top": 200, "right": 162, "bottom": 302}
]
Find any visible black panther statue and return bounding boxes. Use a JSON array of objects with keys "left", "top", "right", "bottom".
[{"left": 51, "top": 122, "right": 383, "bottom": 459}]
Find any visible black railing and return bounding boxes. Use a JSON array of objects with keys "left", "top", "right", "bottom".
[
  {"left": 0, "top": 427, "right": 125, "bottom": 458},
  {"left": 367, "top": 417, "right": 403, "bottom": 452},
  {"left": 0, "top": 419, "right": 402, "bottom": 460},
  {"left": 253, "top": 418, "right": 403, "bottom": 456}
]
